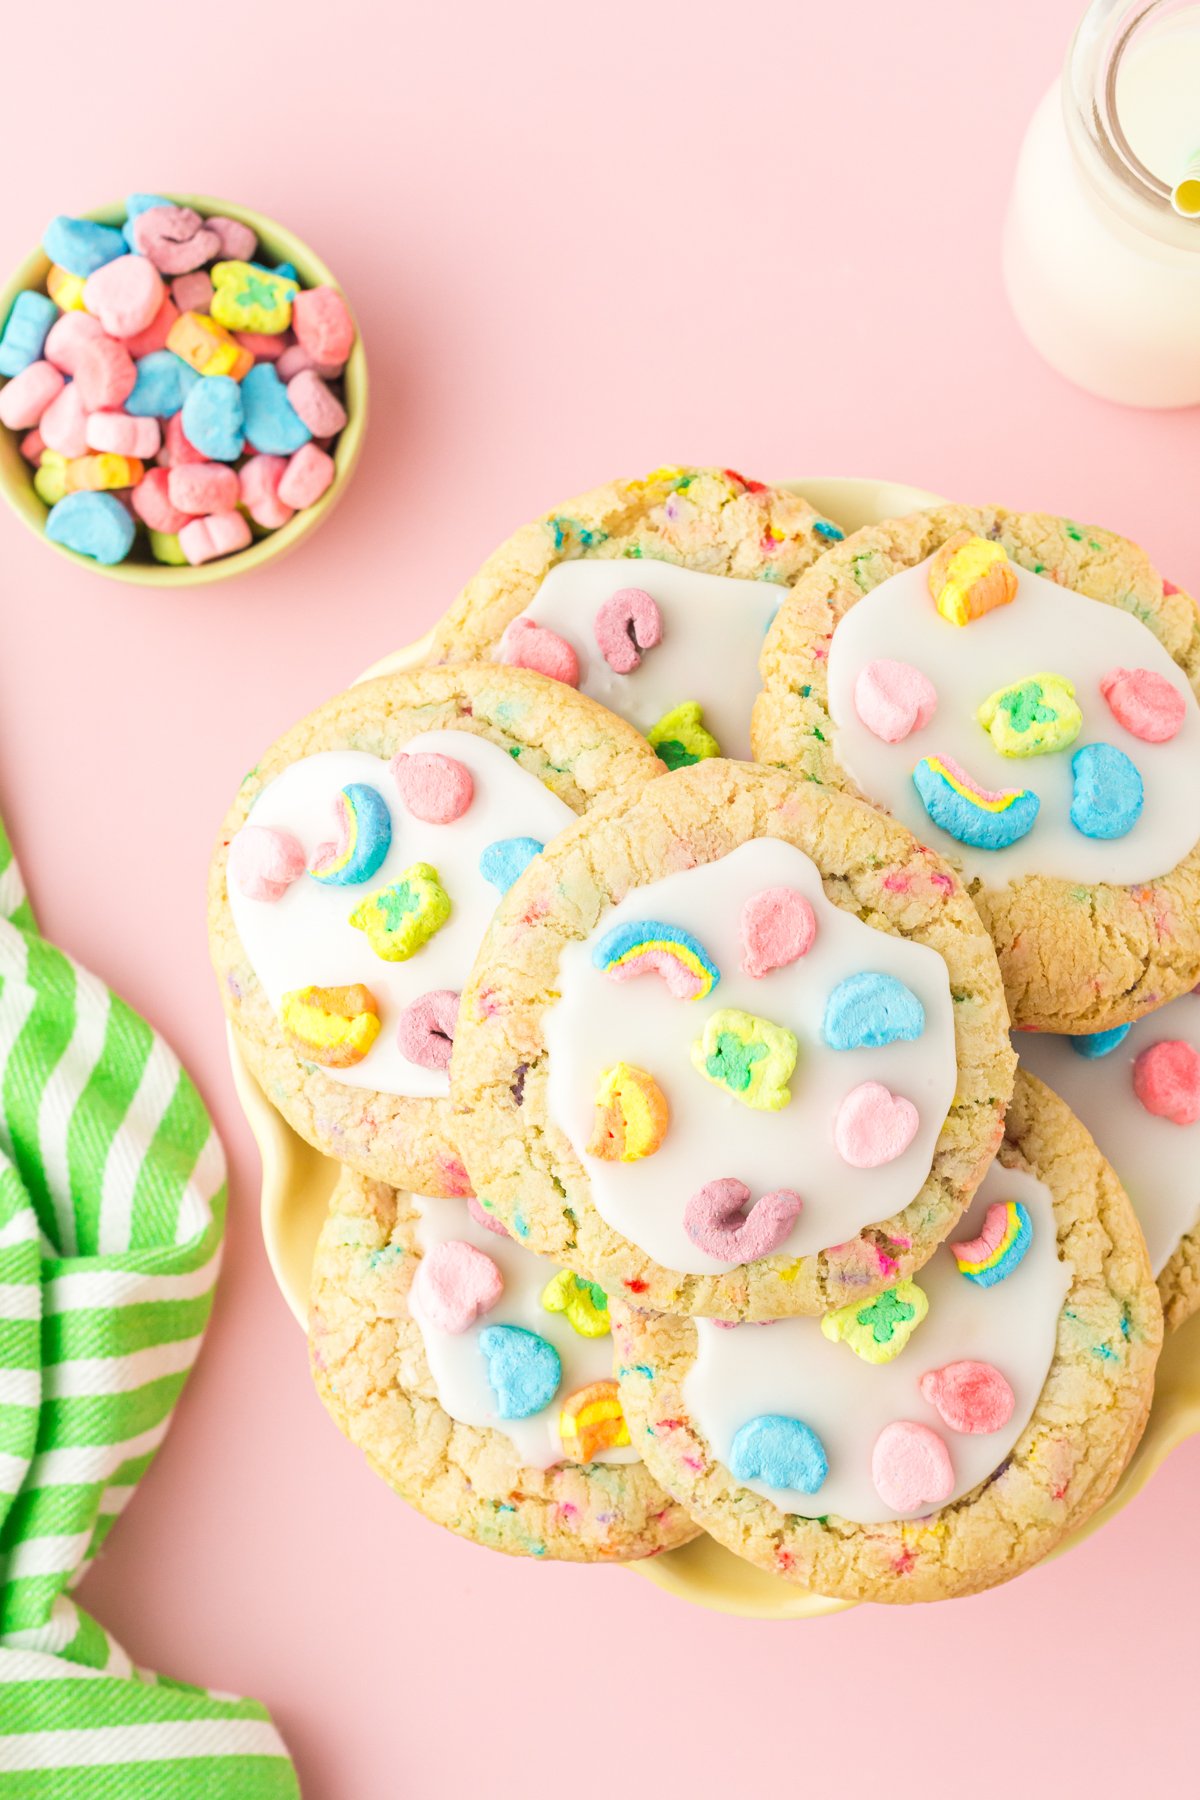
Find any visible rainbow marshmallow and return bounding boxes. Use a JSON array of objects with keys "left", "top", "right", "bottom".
[
  {"left": 592, "top": 919, "right": 720, "bottom": 1001},
  {"left": 308, "top": 783, "right": 392, "bottom": 886},
  {"left": 927, "top": 532, "right": 1018, "bottom": 626},
  {"left": 280, "top": 982, "right": 381, "bottom": 1068},
  {"left": 950, "top": 1200, "right": 1032, "bottom": 1287},
  {"left": 588, "top": 1062, "right": 669, "bottom": 1161},
  {"left": 558, "top": 1379, "right": 630, "bottom": 1463},
  {"left": 913, "top": 755, "right": 1040, "bottom": 850}
]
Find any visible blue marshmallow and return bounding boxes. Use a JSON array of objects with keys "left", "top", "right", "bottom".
[
  {"left": 822, "top": 971, "right": 926, "bottom": 1051},
  {"left": 0, "top": 291, "right": 59, "bottom": 377},
  {"left": 122, "top": 194, "right": 170, "bottom": 250},
  {"left": 1070, "top": 742, "right": 1144, "bottom": 840},
  {"left": 478, "top": 1326, "right": 561, "bottom": 1420},
  {"left": 45, "top": 492, "right": 135, "bottom": 565},
  {"left": 42, "top": 216, "right": 127, "bottom": 278},
  {"left": 240, "top": 363, "right": 310, "bottom": 455},
  {"left": 1069, "top": 1023, "right": 1132, "bottom": 1059},
  {"left": 180, "top": 375, "right": 245, "bottom": 462},
  {"left": 479, "top": 837, "right": 543, "bottom": 895},
  {"left": 729, "top": 1415, "right": 828, "bottom": 1495},
  {"left": 126, "top": 351, "right": 198, "bottom": 418}
]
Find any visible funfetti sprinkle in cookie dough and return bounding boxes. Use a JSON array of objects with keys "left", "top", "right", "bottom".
[
  {"left": 208, "top": 664, "right": 662, "bottom": 1196},
  {"left": 429, "top": 467, "right": 843, "bottom": 762},
  {"left": 754, "top": 505, "right": 1200, "bottom": 1034},
  {"left": 1019, "top": 990, "right": 1200, "bottom": 1328},
  {"left": 309, "top": 1167, "right": 698, "bottom": 1562},
  {"left": 450, "top": 759, "right": 1015, "bottom": 1322},
  {"left": 613, "top": 1071, "right": 1162, "bottom": 1604}
]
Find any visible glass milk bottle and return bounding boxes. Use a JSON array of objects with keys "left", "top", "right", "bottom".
[{"left": 1004, "top": 0, "right": 1200, "bottom": 407}]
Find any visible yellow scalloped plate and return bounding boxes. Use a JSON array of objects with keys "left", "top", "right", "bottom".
[{"left": 228, "top": 475, "right": 1200, "bottom": 1614}]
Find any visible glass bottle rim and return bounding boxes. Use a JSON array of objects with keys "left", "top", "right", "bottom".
[{"left": 1064, "top": 0, "right": 1200, "bottom": 248}]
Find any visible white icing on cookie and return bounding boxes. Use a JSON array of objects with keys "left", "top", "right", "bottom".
[
  {"left": 520, "top": 559, "right": 780, "bottom": 759},
  {"left": 228, "top": 732, "right": 573, "bottom": 1096},
  {"left": 1017, "top": 993, "right": 1200, "bottom": 1276},
  {"left": 409, "top": 1196, "right": 635, "bottom": 1469},
  {"left": 683, "top": 1161, "right": 1070, "bottom": 1522},
  {"left": 545, "top": 839, "right": 957, "bottom": 1275},
  {"left": 825, "top": 558, "right": 1200, "bottom": 883}
]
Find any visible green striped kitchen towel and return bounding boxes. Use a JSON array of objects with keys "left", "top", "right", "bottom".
[{"left": 0, "top": 817, "right": 298, "bottom": 1795}]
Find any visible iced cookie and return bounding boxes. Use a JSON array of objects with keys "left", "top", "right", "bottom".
[
  {"left": 209, "top": 664, "right": 660, "bottom": 1194},
  {"left": 613, "top": 1071, "right": 1161, "bottom": 1603},
  {"left": 309, "top": 1167, "right": 697, "bottom": 1561},
  {"left": 754, "top": 506, "right": 1200, "bottom": 1032},
  {"left": 1019, "top": 990, "right": 1200, "bottom": 1328},
  {"left": 428, "top": 466, "right": 842, "bottom": 761},
  {"left": 451, "top": 759, "right": 1014, "bottom": 1320}
]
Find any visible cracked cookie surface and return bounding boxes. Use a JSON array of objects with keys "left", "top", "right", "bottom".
[
  {"left": 754, "top": 504, "right": 1200, "bottom": 1033},
  {"left": 1017, "top": 995, "right": 1200, "bottom": 1329},
  {"left": 613, "top": 1070, "right": 1162, "bottom": 1603},
  {"left": 450, "top": 759, "right": 1015, "bottom": 1320},
  {"left": 309, "top": 1165, "right": 698, "bottom": 1561},
  {"left": 429, "top": 466, "right": 840, "bottom": 760},
  {"left": 208, "top": 663, "right": 661, "bottom": 1195}
]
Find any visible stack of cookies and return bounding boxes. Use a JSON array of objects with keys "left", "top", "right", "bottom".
[{"left": 209, "top": 469, "right": 1200, "bottom": 1602}]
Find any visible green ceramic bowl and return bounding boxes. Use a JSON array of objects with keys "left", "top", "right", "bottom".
[{"left": 0, "top": 193, "right": 367, "bottom": 586}]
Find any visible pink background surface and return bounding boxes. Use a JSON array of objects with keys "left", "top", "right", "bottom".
[{"left": 2, "top": 1, "right": 1197, "bottom": 1792}]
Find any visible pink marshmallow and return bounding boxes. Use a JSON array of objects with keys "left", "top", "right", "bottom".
[
  {"left": 43, "top": 311, "right": 106, "bottom": 375},
  {"left": 121, "top": 295, "right": 180, "bottom": 360},
  {"left": 82, "top": 255, "right": 166, "bottom": 339},
  {"left": 411, "top": 1239, "right": 503, "bottom": 1334},
  {"left": 682, "top": 1178, "right": 803, "bottom": 1264},
  {"left": 833, "top": 1082, "right": 919, "bottom": 1168},
  {"left": 919, "top": 1362, "right": 1015, "bottom": 1435},
  {"left": 1133, "top": 1039, "right": 1200, "bottom": 1124},
  {"left": 276, "top": 442, "right": 335, "bottom": 510},
  {"left": 157, "top": 410, "right": 207, "bottom": 468},
  {"left": 396, "top": 989, "right": 461, "bottom": 1071},
  {"left": 390, "top": 751, "right": 475, "bottom": 824},
  {"left": 740, "top": 887, "right": 817, "bottom": 978},
  {"left": 228, "top": 825, "right": 305, "bottom": 902},
  {"left": 131, "top": 205, "right": 222, "bottom": 275},
  {"left": 238, "top": 454, "right": 294, "bottom": 528},
  {"left": 1100, "top": 666, "right": 1187, "bottom": 744},
  {"left": 207, "top": 216, "right": 257, "bottom": 261},
  {"left": 0, "top": 360, "right": 65, "bottom": 429},
  {"left": 498, "top": 616, "right": 580, "bottom": 686},
  {"left": 19, "top": 428, "right": 44, "bottom": 465},
  {"left": 85, "top": 411, "right": 162, "bottom": 458},
  {"left": 171, "top": 271, "right": 214, "bottom": 314},
  {"left": 131, "top": 467, "right": 193, "bottom": 534},
  {"left": 291, "top": 285, "right": 355, "bottom": 364},
  {"left": 178, "top": 509, "right": 252, "bottom": 565},
  {"left": 274, "top": 343, "right": 343, "bottom": 382},
  {"left": 872, "top": 1421, "right": 955, "bottom": 1513},
  {"left": 40, "top": 382, "right": 90, "bottom": 457},
  {"left": 286, "top": 368, "right": 347, "bottom": 436},
  {"left": 234, "top": 331, "right": 287, "bottom": 361},
  {"left": 168, "top": 462, "right": 240, "bottom": 515},
  {"left": 594, "top": 586, "right": 663, "bottom": 673},
  {"left": 74, "top": 338, "right": 136, "bottom": 411},
  {"left": 854, "top": 658, "right": 939, "bottom": 743}
]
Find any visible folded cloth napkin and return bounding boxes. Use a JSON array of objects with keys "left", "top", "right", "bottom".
[{"left": 0, "top": 819, "right": 297, "bottom": 1795}]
